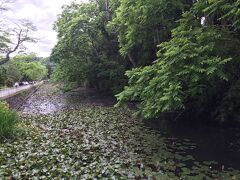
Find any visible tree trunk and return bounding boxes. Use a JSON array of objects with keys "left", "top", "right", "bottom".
[
  {"left": 0, "top": 29, "right": 23, "bottom": 66},
  {"left": 128, "top": 53, "right": 137, "bottom": 67},
  {"left": 0, "top": 56, "right": 10, "bottom": 66}
]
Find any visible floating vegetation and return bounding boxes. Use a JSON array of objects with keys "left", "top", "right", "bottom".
[
  {"left": 0, "top": 84, "right": 239, "bottom": 179},
  {"left": 0, "top": 106, "right": 239, "bottom": 179}
]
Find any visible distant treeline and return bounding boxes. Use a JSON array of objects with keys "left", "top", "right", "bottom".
[{"left": 0, "top": 53, "right": 50, "bottom": 87}]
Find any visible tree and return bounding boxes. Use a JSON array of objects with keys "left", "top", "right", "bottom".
[
  {"left": 0, "top": 0, "right": 12, "bottom": 11},
  {"left": 51, "top": 0, "right": 240, "bottom": 123},
  {"left": 51, "top": 0, "right": 127, "bottom": 94},
  {"left": 12, "top": 54, "right": 48, "bottom": 81},
  {"left": 41, "top": 57, "right": 55, "bottom": 79},
  {"left": 18, "top": 61, "right": 48, "bottom": 81},
  {"left": 0, "top": 0, "right": 37, "bottom": 65},
  {"left": 110, "top": 0, "right": 193, "bottom": 67},
  {"left": 0, "top": 66, "right": 6, "bottom": 86},
  {"left": 116, "top": 0, "right": 240, "bottom": 123},
  {"left": 4, "top": 63, "right": 22, "bottom": 86},
  {"left": 0, "top": 20, "right": 37, "bottom": 65}
]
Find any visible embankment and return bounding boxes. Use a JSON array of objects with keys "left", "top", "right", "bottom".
[{"left": 5, "top": 85, "right": 41, "bottom": 110}]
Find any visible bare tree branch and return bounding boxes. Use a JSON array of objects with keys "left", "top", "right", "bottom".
[
  {"left": 0, "top": 0, "right": 14, "bottom": 11},
  {"left": 0, "top": 20, "right": 37, "bottom": 65}
]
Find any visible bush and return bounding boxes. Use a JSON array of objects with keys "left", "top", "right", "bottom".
[
  {"left": 5, "top": 78, "right": 15, "bottom": 87},
  {"left": 0, "top": 101, "right": 19, "bottom": 140},
  {"left": 58, "top": 82, "right": 78, "bottom": 93},
  {"left": 0, "top": 67, "right": 6, "bottom": 86}
]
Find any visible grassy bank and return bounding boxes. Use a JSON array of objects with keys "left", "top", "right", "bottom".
[{"left": 0, "top": 101, "right": 19, "bottom": 141}]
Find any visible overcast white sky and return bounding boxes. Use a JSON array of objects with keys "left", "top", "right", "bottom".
[{"left": 2, "top": 0, "right": 87, "bottom": 57}]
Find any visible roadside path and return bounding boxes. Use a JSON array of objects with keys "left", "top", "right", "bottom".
[{"left": 0, "top": 83, "right": 41, "bottom": 100}]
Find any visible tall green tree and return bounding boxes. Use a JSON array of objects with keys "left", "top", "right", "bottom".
[
  {"left": 0, "top": 66, "right": 6, "bottom": 86},
  {"left": 110, "top": 0, "right": 193, "bottom": 67},
  {"left": 12, "top": 54, "right": 48, "bottom": 81},
  {"left": 116, "top": 0, "right": 240, "bottom": 123},
  {"left": 51, "top": 0, "right": 127, "bottom": 94}
]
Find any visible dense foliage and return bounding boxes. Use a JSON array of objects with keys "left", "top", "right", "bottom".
[
  {"left": 51, "top": 1, "right": 127, "bottom": 94},
  {"left": 15, "top": 60, "right": 48, "bottom": 81},
  {"left": 109, "top": 0, "right": 193, "bottom": 66},
  {"left": 51, "top": 0, "right": 193, "bottom": 94},
  {"left": 0, "top": 54, "right": 48, "bottom": 87},
  {"left": 0, "top": 101, "right": 18, "bottom": 140},
  {"left": 0, "top": 67, "right": 6, "bottom": 86},
  {"left": 116, "top": 0, "right": 240, "bottom": 123},
  {"left": 51, "top": 0, "right": 240, "bottom": 123},
  {"left": 1, "top": 1, "right": 240, "bottom": 178}
]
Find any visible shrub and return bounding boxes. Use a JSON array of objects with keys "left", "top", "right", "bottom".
[
  {"left": 58, "top": 82, "right": 78, "bottom": 93},
  {"left": 0, "top": 101, "right": 19, "bottom": 140},
  {"left": 0, "top": 67, "right": 6, "bottom": 86},
  {"left": 5, "top": 78, "right": 15, "bottom": 87}
]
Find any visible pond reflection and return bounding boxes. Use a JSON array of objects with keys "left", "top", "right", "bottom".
[{"left": 144, "top": 118, "right": 240, "bottom": 172}]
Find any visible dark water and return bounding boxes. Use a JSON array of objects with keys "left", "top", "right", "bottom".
[{"left": 144, "top": 118, "right": 240, "bottom": 170}]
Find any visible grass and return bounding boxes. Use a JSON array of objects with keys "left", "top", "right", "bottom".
[{"left": 0, "top": 101, "right": 19, "bottom": 140}]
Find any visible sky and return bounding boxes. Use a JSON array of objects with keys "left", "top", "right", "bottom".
[{"left": 2, "top": 0, "right": 87, "bottom": 57}]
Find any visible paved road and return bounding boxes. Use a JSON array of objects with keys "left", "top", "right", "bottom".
[{"left": 0, "top": 85, "right": 34, "bottom": 100}]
